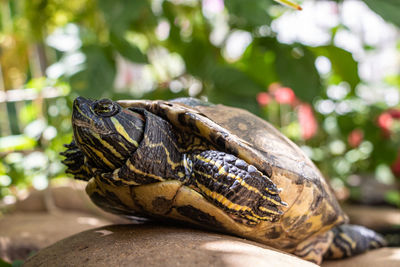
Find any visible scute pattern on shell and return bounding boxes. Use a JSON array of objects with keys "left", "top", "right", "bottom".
[{"left": 117, "top": 98, "right": 347, "bottom": 250}]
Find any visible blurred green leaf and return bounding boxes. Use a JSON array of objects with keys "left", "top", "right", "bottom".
[
  {"left": 209, "top": 65, "right": 265, "bottom": 112},
  {"left": 0, "top": 258, "right": 12, "bottom": 267},
  {"left": 141, "top": 89, "right": 187, "bottom": 101},
  {"left": 70, "top": 45, "right": 116, "bottom": 98},
  {"left": 0, "top": 135, "right": 37, "bottom": 152},
  {"left": 225, "top": 0, "right": 273, "bottom": 29},
  {"left": 312, "top": 45, "right": 360, "bottom": 90},
  {"left": 212, "top": 66, "right": 264, "bottom": 96},
  {"left": 19, "top": 102, "right": 39, "bottom": 125},
  {"left": 110, "top": 33, "right": 148, "bottom": 63},
  {"left": 372, "top": 140, "right": 398, "bottom": 164},
  {"left": 385, "top": 190, "right": 400, "bottom": 207},
  {"left": 174, "top": 37, "right": 215, "bottom": 80},
  {"left": 337, "top": 113, "right": 358, "bottom": 134},
  {"left": 264, "top": 39, "right": 322, "bottom": 102},
  {"left": 97, "top": 0, "right": 153, "bottom": 33},
  {"left": 176, "top": 38, "right": 264, "bottom": 111},
  {"left": 385, "top": 74, "right": 400, "bottom": 87},
  {"left": 363, "top": 0, "right": 400, "bottom": 27},
  {"left": 277, "top": 47, "right": 322, "bottom": 102},
  {"left": 238, "top": 41, "right": 278, "bottom": 87}
]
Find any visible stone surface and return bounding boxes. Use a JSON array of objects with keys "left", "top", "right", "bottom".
[
  {"left": 11, "top": 179, "right": 129, "bottom": 224},
  {"left": 343, "top": 205, "right": 400, "bottom": 231},
  {"left": 322, "top": 248, "right": 400, "bottom": 267},
  {"left": 0, "top": 212, "right": 113, "bottom": 262},
  {"left": 24, "top": 224, "right": 317, "bottom": 267}
]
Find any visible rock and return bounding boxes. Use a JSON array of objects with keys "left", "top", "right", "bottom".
[
  {"left": 322, "top": 248, "right": 400, "bottom": 267},
  {"left": 343, "top": 205, "right": 400, "bottom": 231},
  {"left": 50, "top": 181, "right": 129, "bottom": 224},
  {"left": 0, "top": 212, "right": 112, "bottom": 262},
  {"left": 12, "top": 179, "right": 129, "bottom": 224},
  {"left": 24, "top": 224, "right": 317, "bottom": 267},
  {"left": 346, "top": 174, "right": 400, "bottom": 205},
  {"left": 11, "top": 189, "right": 47, "bottom": 212}
]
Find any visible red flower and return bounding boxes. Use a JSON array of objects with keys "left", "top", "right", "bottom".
[
  {"left": 297, "top": 103, "right": 318, "bottom": 140},
  {"left": 273, "top": 87, "right": 296, "bottom": 105},
  {"left": 348, "top": 129, "right": 364, "bottom": 148},
  {"left": 388, "top": 109, "right": 400, "bottom": 119},
  {"left": 257, "top": 92, "right": 271, "bottom": 107},
  {"left": 377, "top": 112, "right": 393, "bottom": 137},
  {"left": 391, "top": 150, "right": 400, "bottom": 177}
]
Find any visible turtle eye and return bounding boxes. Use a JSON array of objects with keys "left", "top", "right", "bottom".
[{"left": 93, "top": 99, "right": 120, "bottom": 117}]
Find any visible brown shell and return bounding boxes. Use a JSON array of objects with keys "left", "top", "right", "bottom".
[{"left": 117, "top": 98, "right": 348, "bottom": 251}]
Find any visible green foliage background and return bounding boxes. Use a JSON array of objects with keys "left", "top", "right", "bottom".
[{"left": 0, "top": 0, "right": 399, "bottom": 206}]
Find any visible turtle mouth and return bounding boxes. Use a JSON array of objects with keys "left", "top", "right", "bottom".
[{"left": 72, "top": 119, "right": 112, "bottom": 135}]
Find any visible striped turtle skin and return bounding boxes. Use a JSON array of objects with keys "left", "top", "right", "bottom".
[{"left": 62, "top": 97, "right": 385, "bottom": 264}]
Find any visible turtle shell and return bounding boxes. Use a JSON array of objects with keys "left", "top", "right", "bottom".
[{"left": 116, "top": 98, "right": 348, "bottom": 251}]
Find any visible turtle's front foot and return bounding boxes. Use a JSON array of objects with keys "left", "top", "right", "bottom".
[
  {"left": 185, "top": 150, "right": 286, "bottom": 224},
  {"left": 60, "top": 140, "right": 92, "bottom": 181}
]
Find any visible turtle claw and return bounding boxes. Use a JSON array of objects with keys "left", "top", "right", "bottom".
[{"left": 60, "top": 139, "right": 92, "bottom": 181}]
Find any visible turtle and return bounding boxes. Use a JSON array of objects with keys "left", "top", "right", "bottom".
[{"left": 61, "top": 96, "right": 385, "bottom": 264}]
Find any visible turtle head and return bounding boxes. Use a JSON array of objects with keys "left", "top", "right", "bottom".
[{"left": 71, "top": 96, "right": 145, "bottom": 172}]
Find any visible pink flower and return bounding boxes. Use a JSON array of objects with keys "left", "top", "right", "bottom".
[
  {"left": 391, "top": 150, "right": 400, "bottom": 177},
  {"left": 297, "top": 103, "right": 318, "bottom": 140},
  {"left": 257, "top": 92, "right": 271, "bottom": 107},
  {"left": 348, "top": 129, "right": 363, "bottom": 148},
  {"left": 377, "top": 112, "right": 393, "bottom": 137},
  {"left": 273, "top": 87, "right": 296, "bottom": 105}
]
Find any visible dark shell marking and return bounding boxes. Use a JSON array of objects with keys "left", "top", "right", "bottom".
[
  {"left": 176, "top": 205, "right": 224, "bottom": 230},
  {"left": 151, "top": 197, "right": 174, "bottom": 215}
]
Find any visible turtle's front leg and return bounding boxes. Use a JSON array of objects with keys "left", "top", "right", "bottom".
[
  {"left": 60, "top": 140, "right": 92, "bottom": 181},
  {"left": 184, "top": 150, "right": 286, "bottom": 224}
]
